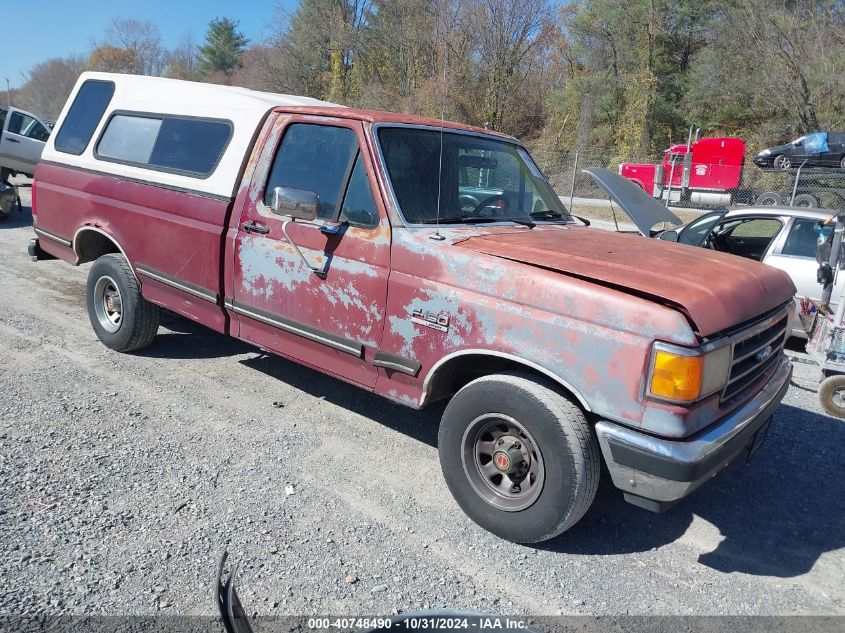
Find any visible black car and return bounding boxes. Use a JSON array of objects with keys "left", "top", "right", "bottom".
[{"left": 754, "top": 131, "right": 845, "bottom": 170}]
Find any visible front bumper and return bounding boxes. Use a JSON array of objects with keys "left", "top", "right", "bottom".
[
  {"left": 753, "top": 156, "right": 774, "bottom": 168},
  {"left": 595, "top": 356, "right": 791, "bottom": 511}
]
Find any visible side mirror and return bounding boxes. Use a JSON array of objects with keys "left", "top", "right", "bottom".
[
  {"left": 659, "top": 230, "right": 679, "bottom": 242},
  {"left": 271, "top": 186, "right": 318, "bottom": 221}
]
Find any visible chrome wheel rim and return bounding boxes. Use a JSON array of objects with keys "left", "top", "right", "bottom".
[
  {"left": 775, "top": 155, "right": 790, "bottom": 169},
  {"left": 94, "top": 275, "right": 122, "bottom": 333},
  {"left": 831, "top": 387, "right": 845, "bottom": 409},
  {"left": 461, "top": 413, "right": 545, "bottom": 512}
]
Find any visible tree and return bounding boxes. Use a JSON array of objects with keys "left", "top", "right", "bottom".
[
  {"left": 87, "top": 45, "right": 140, "bottom": 74},
  {"left": 102, "top": 18, "right": 165, "bottom": 76},
  {"left": 15, "top": 56, "right": 86, "bottom": 120},
  {"left": 164, "top": 34, "right": 200, "bottom": 80},
  {"left": 686, "top": 0, "right": 845, "bottom": 139},
  {"left": 198, "top": 18, "right": 249, "bottom": 77}
]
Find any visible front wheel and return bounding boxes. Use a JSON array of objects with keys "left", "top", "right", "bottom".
[
  {"left": 438, "top": 372, "right": 599, "bottom": 543},
  {"left": 818, "top": 374, "right": 845, "bottom": 419},
  {"left": 86, "top": 254, "right": 160, "bottom": 352},
  {"left": 755, "top": 191, "right": 783, "bottom": 206},
  {"left": 773, "top": 155, "right": 791, "bottom": 170}
]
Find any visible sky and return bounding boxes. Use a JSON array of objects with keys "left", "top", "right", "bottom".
[{"left": 2, "top": 0, "right": 299, "bottom": 89}]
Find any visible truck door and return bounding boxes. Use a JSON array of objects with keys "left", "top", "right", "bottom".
[
  {"left": 230, "top": 115, "right": 390, "bottom": 389},
  {"left": 1, "top": 109, "right": 48, "bottom": 173}
]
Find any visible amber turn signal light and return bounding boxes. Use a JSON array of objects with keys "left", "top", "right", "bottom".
[{"left": 650, "top": 350, "right": 704, "bottom": 402}]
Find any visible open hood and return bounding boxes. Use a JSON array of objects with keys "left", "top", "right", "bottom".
[{"left": 582, "top": 167, "right": 682, "bottom": 236}]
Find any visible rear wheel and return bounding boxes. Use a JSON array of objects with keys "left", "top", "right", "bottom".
[
  {"left": 438, "top": 372, "right": 599, "bottom": 543},
  {"left": 86, "top": 254, "right": 159, "bottom": 352},
  {"left": 819, "top": 374, "right": 845, "bottom": 419}
]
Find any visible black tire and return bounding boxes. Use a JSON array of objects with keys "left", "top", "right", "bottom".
[
  {"left": 86, "top": 254, "right": 160, "bottom": 352},
  {"left": 792, "top": 193, "right": 819, "bottom": 208},
  {"left": 840, "top": 155, "right": 845, "bottom": 170},
  {"left": 438, "top": 372, "right": 599, "bottom": 543},
  {"left": 0, "top": 167, "right": 11, "bottom": 185},
  {"left": 818, "top": 374, "right": 845, "bottom": 419},
  {"left": 773, "top": 155, "right": 791, "bottom": 170},
  {"left": 755, "top": 191, "right": 783, "bottom": 206}
]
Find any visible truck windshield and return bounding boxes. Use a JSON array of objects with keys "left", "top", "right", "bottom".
[{"left": 377, "top": 126, "right": 572, "bottom": 226}]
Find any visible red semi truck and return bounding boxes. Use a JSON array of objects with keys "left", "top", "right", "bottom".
[
  {"left": 29, "top": 73, "right": 795, "bottom": 543},
  {"left": 620, "top": 134, "right": 748, "bottom": 208}
]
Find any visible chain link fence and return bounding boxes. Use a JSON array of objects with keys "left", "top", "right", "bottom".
[{"left": 530, "top": 146, "right": 845, "bottom": 224}]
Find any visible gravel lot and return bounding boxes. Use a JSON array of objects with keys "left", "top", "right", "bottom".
[{"left": 1, "top": 188, "right": 843, "bottom": 618}]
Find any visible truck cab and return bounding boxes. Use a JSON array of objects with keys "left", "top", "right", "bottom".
[{"left": 620, "top": 136, "right": 746, "bottom": 207}]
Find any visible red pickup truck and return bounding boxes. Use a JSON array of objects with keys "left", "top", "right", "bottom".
[{"left": 29, "top": 73, "right": 795, "bottom": 543}]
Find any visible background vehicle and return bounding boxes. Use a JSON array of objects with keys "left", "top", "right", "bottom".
[
  {"left": 30, "top": 73, "right": 794, "bottom": 543},
  {"left": 755, "top": 132, "right": 845, "bottom": 170},
  {"left": 0, "top": 105, "right": 51, "bottom": 182},
  {"left": 620, "top": 132, "right": 747, "bottom": 207},
  {"left": 804, "top": 212, "right": 845, "bottom": 417},
  {"left": 659, "top": 206, "right": 837, "bottom": 337}
]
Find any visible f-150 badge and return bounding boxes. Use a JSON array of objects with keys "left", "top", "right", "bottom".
[{"left": 411, "top": 309, "right": 450, "bottom": 332}]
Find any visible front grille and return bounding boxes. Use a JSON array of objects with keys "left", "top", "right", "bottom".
[{"left": 722, "top": 313, "right": 788, "bottom": 402}]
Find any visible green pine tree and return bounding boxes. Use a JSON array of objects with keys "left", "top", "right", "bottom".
[{"left": 198, "top": 17, "right": 248, "bottom": 77}]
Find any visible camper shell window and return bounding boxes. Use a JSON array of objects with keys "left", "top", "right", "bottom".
[{"left": 94, "top": 111, "right": 233, "bottom": 178}]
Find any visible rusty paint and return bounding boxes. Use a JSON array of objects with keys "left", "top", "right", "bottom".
[{"left": 456, "top": 226, "right": 795, "bottom": 337}]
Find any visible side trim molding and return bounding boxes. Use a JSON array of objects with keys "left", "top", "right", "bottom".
[
  {"left": 373, "top": 351, "right": 421, "bottom": 376},
  {"left": 34, "top": 227, "right": 72, "bottom": 247},
  {"left": 229, "top": 301, "right": 363, "bottom": 357},
  {"left": 136, "top": 264, "right": 219, "bottom": 304}
]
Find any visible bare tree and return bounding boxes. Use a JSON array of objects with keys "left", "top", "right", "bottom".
[
  {"left": 15, "top": 56, "right": 86, "bottom": 120},
  {"left": 101, "top": 18, "right": 166, "bottom": 76},
  {"left": 467, "top": 0, "right": 553, "bottom": 132},
  {"left": 164, "top": 33, "right": 200, "bottom": 80}
]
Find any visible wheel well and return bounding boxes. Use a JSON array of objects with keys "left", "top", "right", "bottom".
[
  {"left": 74, "top": 229, "right": 121, "bottom": 264},
  {"left": 424, "top": 353, "right": 588, "bottom": 411}
]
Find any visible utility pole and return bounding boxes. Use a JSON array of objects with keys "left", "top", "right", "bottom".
[{"left": 5, "top": 78, "right": 10, "bottom": 107}]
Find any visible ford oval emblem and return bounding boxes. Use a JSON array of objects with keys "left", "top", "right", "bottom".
[{"left": 755, "top": 345, "right": 773, "bottom": 363}]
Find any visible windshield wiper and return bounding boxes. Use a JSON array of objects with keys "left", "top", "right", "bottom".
[{"left": 421, "top": 216, "right": 534, "bottom": 227}]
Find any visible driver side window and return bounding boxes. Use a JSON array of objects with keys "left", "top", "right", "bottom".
[{"left": 707, "top": 217, "right": 783, "bottom": 260}]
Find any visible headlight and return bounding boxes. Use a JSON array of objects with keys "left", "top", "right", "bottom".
[
  {"left": 758, "top": 149, "right": 772, "bottom": 156},
  {"left": 648, "top": 342, "right": 731, "bottom": 403}
]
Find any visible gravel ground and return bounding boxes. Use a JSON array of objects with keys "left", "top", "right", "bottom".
[{"left": 1, "top": 189, "right": 843, "bottom": 618}]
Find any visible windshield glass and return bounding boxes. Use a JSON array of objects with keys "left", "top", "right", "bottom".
[{"left": 378, "top": 126, "right": 571, "bottom": 225}]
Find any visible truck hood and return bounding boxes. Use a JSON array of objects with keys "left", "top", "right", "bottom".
[
  {"left": 582, "top": 167, "right": 682, "bottom": 236},
  {"left": 456, "top": 226, "right": 796, "bottom": 337}
]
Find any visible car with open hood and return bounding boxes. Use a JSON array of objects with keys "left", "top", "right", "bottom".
[
  {"left": 658, "top": 206, "right": 836, "bottom": 338},
  {"left": 29, "top": 72, "right": 795, "bottom": 543}
]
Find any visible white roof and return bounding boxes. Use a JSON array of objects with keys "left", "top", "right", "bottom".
[{"left": 41, "top": 72, "right": 342, "bottom": 198}]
